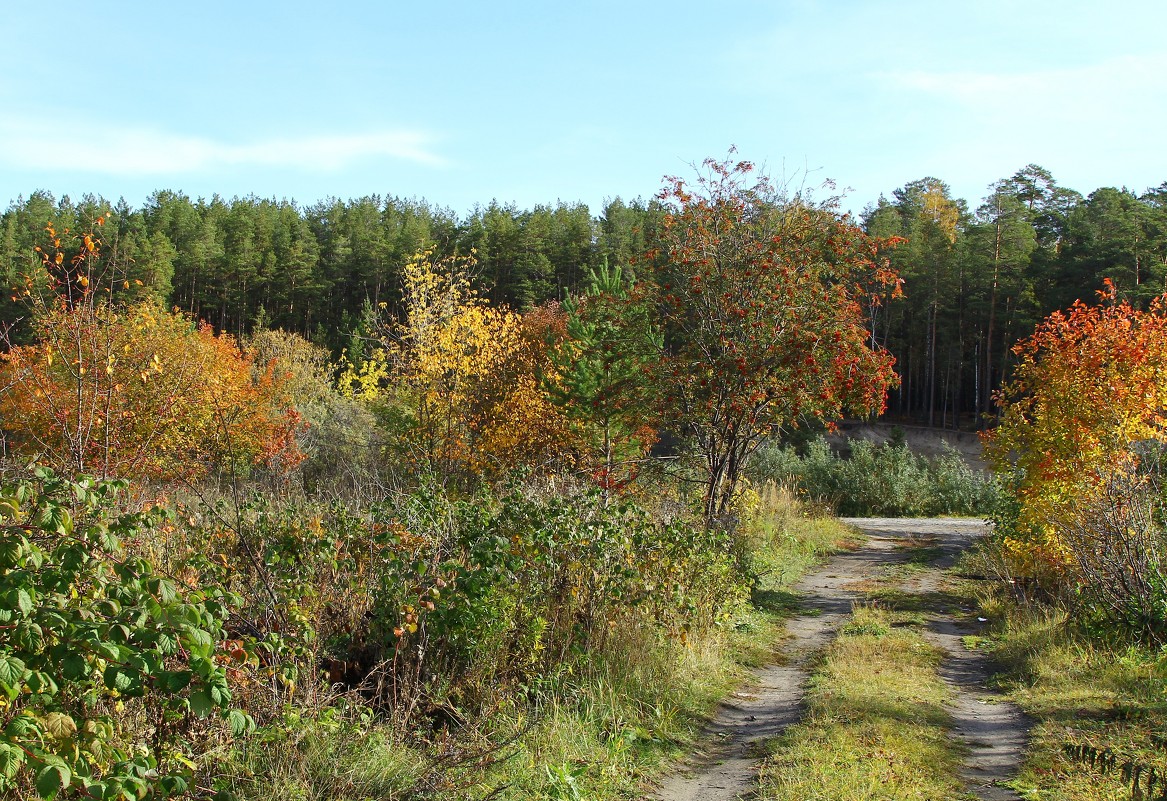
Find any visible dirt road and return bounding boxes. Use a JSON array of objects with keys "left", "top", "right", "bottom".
[{"left": 652, "top": 518, "right": 1028, "bottom": 801}]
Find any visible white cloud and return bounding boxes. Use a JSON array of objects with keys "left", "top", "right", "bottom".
[
  {"left": 0, "top": 120, "right": 448, "bottom": 174},
  {"left": 883, "top": 54, "right": 1167, "bottom": 118}
]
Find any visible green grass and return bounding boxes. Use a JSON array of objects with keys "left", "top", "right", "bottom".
[
  {"left": 966, "top": 599, "right": 1167, "bottom": 801},
  {"left": 947, "top": 539, "right": 1167, "bottom": 801},
  {"left": 215, "top": 708, "right": 427, "bottom": 801},
  {"left": 756, "top": 605, "right": 966, "bottom": 801}
]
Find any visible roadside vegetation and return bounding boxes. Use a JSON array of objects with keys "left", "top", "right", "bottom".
[
  {"left": 0, "top": 157, "right": 882, "bottom": 800},
  {"left": 751, "top": 434, "right": 1000, "bottom": 518},
  {"left": 951, "top": 548, "right": 1167, "bottom": 801},
  {"left": 950, "top": 284, "right": 1167, "bottom": 800}
]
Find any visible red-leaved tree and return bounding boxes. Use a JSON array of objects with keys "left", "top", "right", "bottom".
[{"left": 644, "top": 154, "right": 901, "bottom": 518}]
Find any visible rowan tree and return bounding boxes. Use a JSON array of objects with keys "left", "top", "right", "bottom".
[{"left": 645, "top": 154, "right": 901, "bottom": 519}]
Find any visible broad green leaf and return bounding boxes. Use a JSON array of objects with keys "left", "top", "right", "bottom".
[
  {"left": 38, "top": 505, "right": 72, "bottom": 537},
  {"left": 16, "top": 622, "right": 44, "bottom": 652},
  {"left": 61, "top": 654, "right": 88, "bottom": 680},
  {"left": 158, "top": 670, "right": 192, "bottom": 692},
  {"left": 189, "top": 688, "right": 214, "bottom": 718},
  {"left": 26, "top": 671, "right": 58, "bottom": 695},
  {"left": 14, "top": 589, "right": 33, "bottom": 617},
  {"left": 96, "top": 642, "right": 121, "bottom": 662},
  {"left": 103, "top": 665, "right": 135, "bottom": 693},
  {"left": 0, "top": 654, "right": 27, "bottom": 687},
  {"left": 35, "top": 763, "right": 71, "bottom": 798},
  {"left": 159, "top": 775, "right": 189, "bottom": 794},
  {"left": 227, "top": 708, "right": 253, "bottom": 736},
  {"left": 155, "top": 631, "right": 178, "bottom": 654},
  {"left": 0, "top": 537, "right": 21, "bottom": 565},
  {"left": 0, "top": 743, "right": 23, "bottom": 781}
]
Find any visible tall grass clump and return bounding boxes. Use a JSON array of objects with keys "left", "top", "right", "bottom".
[{"left": 751, "top": 435, "right": 1000, "bottom": 517}]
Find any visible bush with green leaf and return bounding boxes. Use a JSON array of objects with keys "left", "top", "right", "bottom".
[
  {"left": 253, "top": 480, "right": 750, "bottom": 729},
  {"left": 0, "top": 469, "right": 249, "bottom": 800},
  {"left": 752, "top": 436, "right": 1000, "bottom": 517}
]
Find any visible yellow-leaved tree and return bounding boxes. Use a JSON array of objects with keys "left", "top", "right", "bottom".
[
  {"left": 337, "top": 249, "right": 572, "bottom": 482},
  {"left": 985, "top": 281, "right": 1167, "bottom": 575}
]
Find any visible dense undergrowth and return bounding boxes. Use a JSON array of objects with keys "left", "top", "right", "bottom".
[
  {"left": 0, "top": 469, "right": 850, "bottom": 800},
  {"left": 751, "top": 435, "right": 1000, "bottom": 518}
]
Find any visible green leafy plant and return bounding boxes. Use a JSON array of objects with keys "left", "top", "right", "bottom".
[
  {"left": 0, "top": 469, "right": 249, "bottom": 800},
  {"left": 753, "top": 436, "right": 1000, "bottom": 517}
]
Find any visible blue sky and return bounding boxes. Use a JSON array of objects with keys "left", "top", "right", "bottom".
[{"left": 2, "top": 0, "right": 1164, "bottom": 217}]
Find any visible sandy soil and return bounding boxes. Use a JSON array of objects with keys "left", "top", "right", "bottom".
[{"left": 652, "top": 518, "right": 1028, "bottom": 801}]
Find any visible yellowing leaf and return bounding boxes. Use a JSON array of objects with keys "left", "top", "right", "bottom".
[{"left": 42, "top": 712, "right": 78, "bottom": 740}]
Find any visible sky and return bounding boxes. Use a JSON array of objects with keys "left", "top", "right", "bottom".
[{"left": 2, "top": 0, "right": 1165, "bottom": 218}]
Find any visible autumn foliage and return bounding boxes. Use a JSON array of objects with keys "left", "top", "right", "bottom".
[
  {"left": 646, "top": 155, "right": 901, "bottom": 517},
  {"left": 338, "top": 249, "right": 573, "bottom": 481},
  {"left": 1, "top": 223, "right": 302, "bottom": 483},
  {"left": 984, "top": 281, "right": 1167, "bottom": 572}
]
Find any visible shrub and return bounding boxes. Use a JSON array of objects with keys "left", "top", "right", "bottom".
[
  {"left": 1, "top": 221, "right": 302, "bottom": 484},
  {"left": 336, "top": 249, "right": 575, "bottom": 487},
  {"left": 352, "top": 481, "right": 748, "bottom": 723},
  {"left": 984, "top": 282, "right": 1167, "bottom": 571},
  {"left": 246, "top": 328, "right": 382, "bottom": 496},
  {"left": 0, "top": 470, "right": 247, "bottom": 800},
  {"left": 752, "top": 436, "right": 999, "bottom": 517},
  {"left": 1052, "top": 460, "right": 1167, "bottom": 642}
]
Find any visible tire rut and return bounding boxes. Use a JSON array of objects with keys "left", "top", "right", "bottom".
[{"left": 652, "top": 518, "right": 1029, "bottom": 801}]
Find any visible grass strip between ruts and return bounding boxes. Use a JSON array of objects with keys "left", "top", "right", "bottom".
[{"left": 756, "top": 604, "right": 966, "bottom": 801}]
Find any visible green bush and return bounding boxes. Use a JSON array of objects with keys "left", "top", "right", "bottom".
[
  {"left": 172, "top": 478, "right": 750, "bottom": 737},
  {"left": 350, "top": 481, "right": 748, "bottom": 721},
  {"left": 0, "top": 470, "right": 247, "bottom": 800},
  {"left": 752, "top": 436, "right": 1000, "bottom": 517}
]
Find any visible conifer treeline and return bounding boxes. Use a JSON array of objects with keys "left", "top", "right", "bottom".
[
  {"left": 0, "top": 191, "right": 660, "bottom": 344},
  {"left": 865, "top": 167, "right": 1167, "bottom": 428},
  {"left": 3, "top": 164, "right": 1165, "bottom": 429}
]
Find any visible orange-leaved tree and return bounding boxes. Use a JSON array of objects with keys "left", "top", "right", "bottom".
[
  {"left": 984, "top": 280, "right": 1167, "bottom": 572},
  {"left": 0, "top": 222, "right": 303, "bottom": 482},
  {"left": 645, "top": 154, "right": 901, "bottom": 519}
]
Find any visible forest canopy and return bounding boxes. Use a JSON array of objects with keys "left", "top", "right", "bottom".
[{"left": 2, "top": 165, "right": 1165, "bottom": 429}]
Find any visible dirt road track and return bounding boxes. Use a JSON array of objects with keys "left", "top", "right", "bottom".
[{"left": 652, "top": 518, "right": 1028, "bottom": 801}]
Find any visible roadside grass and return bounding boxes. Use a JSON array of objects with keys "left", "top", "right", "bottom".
[
  {"left": 217, "top": 484, "right": 853, "bottom": 801},
  {"left": 953, "top": 549, "right": 1167, "bottom": 801},
  {"left": 756, "top": 604, "right": 966, "bottom": 801}
]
